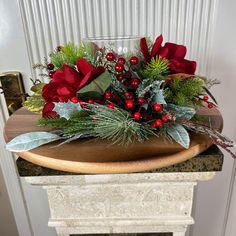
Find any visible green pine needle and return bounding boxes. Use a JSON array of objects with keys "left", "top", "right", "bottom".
[
  {"left": 142, "top": 57, "right": 169, "bottom": 81},
  {"left": 38, "top": 104, "right": 156, "bottom": 145},
  {"left": 164, "top": 77, "right": 205, "bottom": 106},
  {"left": 85, "top": 104, "right": 156, "bottom": 145},
  {"left": 50, "top": 42, "right": 86, "bottom": 69}
]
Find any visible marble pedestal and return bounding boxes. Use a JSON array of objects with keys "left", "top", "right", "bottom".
[{"left": 17, "top": 146, "right": 223, "bottom": 236}]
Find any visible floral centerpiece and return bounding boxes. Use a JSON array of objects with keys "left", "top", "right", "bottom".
[{"left": 6, "top": 35, "right": 235, "bottom": 158}]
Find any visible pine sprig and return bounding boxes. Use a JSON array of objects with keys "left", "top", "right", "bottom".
[
  {"left": 38, "top": 104, "right": 156, "bottom": 145},
  {"left": 164, "top": 77, "right": 205, "bottom": 107},
  {"left": 85, "top": 104, "right": 157, "bottom": 145},
  {"left": 142, "top": 57, "right": 169, "bottom": 81},
  {"left": 50, "top": 42, "right": 85, "bottom": 69}
]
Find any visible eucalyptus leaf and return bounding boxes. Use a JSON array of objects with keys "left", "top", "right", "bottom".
[
  {"left": 166, "top": 124, "right": 190, "bottom": 149},
  {"left": 77, "top": 71, "right": 111, "bottom": 99},
  {"left": 168, "top": 104, "right": 196, "bottom": 120},
  {"left": 6, "top": 132, "right": 62, "bottom": 152},
  {"left": 53, "top": 101, "right": 82, "bottom": 120}
]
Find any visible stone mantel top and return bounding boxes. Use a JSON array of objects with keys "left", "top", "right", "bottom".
[{"left": 16, "top": 145, "right": 223, "bottom": 177}]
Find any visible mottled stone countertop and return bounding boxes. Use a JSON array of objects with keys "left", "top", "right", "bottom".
[{"left": 16, "top": 145, "right": 223, "bottom": 177}]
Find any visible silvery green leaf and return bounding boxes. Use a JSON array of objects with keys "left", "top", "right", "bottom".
[
  {"left": 6, "top": 132, "right": 61, "bottom": 152},
  {"left": 166, "top": 124, "right": 190, "bottom": 149},
  {"left": 141, "top": 103, "right": 148, "bottom": 110},
  {"left": 168, "top": 104, "right": 196, "bottom": 120},
  {"left": 53, "top": 101, "right": 82, "bottom": 120},
  {"left": 152, "top": 88, "right": 166, "bottom": 104}
]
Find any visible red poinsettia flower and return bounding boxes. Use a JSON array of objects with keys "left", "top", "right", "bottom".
[
  {"left": 140, "top": 35, "right": 196, "bottom": 74},
  {"left": 42, "top": 59, "right": 105, "bottom": 117}
]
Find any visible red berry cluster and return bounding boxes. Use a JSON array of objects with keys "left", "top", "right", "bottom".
[
  {"left": 199, "top": 95, "right": 216, "bottom": 109},
  {"left": 47, "top": 63, "right": 55, "bottom": 78},
  {"left": 105, "top": 52, "right": 140, "bottom": 88},
  {"left": 104, "top": 52, "right": 170, "bottom": 128}
]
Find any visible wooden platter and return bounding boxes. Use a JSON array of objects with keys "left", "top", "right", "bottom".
[{"left": 4, "top": 107, "right": 223, "bottom": 174}]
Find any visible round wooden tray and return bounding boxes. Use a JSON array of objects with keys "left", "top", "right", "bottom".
[{"left": 4, "top": 107, "right": 223, "bottom": 174}]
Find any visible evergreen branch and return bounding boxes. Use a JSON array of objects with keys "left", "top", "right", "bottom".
[
  {"left": 164, "top": 77, "right": 205, "bottom": 107},
  {"left": 142, "top": 57, "right": 169, "bottom": 81}
]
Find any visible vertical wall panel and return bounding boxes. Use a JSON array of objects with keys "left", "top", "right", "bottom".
[{"left": 19, "top": 0, "right": 217, "bottom": 77}]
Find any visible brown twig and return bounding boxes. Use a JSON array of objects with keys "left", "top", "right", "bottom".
[{"left": 180, "top": 119, "right": 236, "bottom": 159}]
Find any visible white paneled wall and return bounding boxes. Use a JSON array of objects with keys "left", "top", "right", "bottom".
[{"left": 19, "top": 0, "right": 217, "bottom": 77}]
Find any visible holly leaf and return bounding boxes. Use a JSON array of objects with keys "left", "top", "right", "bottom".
[
  {"left": 53, "top": 101, "right": 82, "bottom": 120},
  {"left": 77, "top": 71, "right": 111, "bottom": 99},
  {"left": 6, "top": 132, "right": 61, "bottom": 152},
  {"left": 168, "top": 104, "right": 195, "bottom": 120},
  {"left": 166, "top": 124, "right": 190, "bottom": 149}
]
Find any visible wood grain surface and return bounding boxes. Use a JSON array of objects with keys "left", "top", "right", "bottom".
[{"left": 3, "top": 107, "right": 223, "bottom": 174}]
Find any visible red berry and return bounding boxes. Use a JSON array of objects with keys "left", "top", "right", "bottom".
[
  {"left": 115, "top": 63, "right": 124, "bottom": 73},
  {"left": 161, "top": 115, "right": 168, "bottom": 122},
  {"left": 79, "top": 101, "right": 85, "bottom": 107},
  {"left": 108, "top": 103, "right": 115, "bottom": 109},
  {"left": 126, "top": 99, "right": 134, "bottom": 109},
  {"left": 47, "top": 63, "right": 54, "bottom": 70},
  {"left": 208, "top": 103, "right": 214, "bottom": 109},
  {"left": 138, "top": 97, "right": 145, "bottom": 104},
  {"left": 130, "top": 78, "right": 140, "bottom": 88},
  {"left": 154, "top": 104, "right": 162, "bottom": 111},
  {"left": 124, "top": 92, "right": 130, "bottom": 98},
  {"left": 116, "top": 74, "right": 123, "bottom": 81},
  {"left": 203, "top": 95, "right": 209, "bottom": 101},
  {"left": 155, "top": 119, "right": 163, "bottom": 127},
  {"left": 105, "top": 91, "right": 111, "bottom": 99},
  {"left": 88, "top": 99, "right": 94, "bottom": 104},
  {"left": 48, "top": 71, "right": 54, "bottom": 78},
  {"left": 124, "top": 71, "right": 132, "bottom": 79},
  {"left": 70, "top": 97, "right": 79, "bottom": 103},
  {"left": 106, "top": 52, "right": 115, "bottom": 61},
  {"left": 123, "top": 79, "right": 130, "bottom": 87},
  {"left": 118, "top": 57, "right": 126, "bottom": 64},
  {"left": 151, "top": 122, "right": 157, "bottom": 128},
  {"left": 130, "top": 56, "right": 139, "bottom": 65},
  {"left": 134, "top": 112, "right": 141, "bottom": 121},
  {"left": 124, "top": 92, "right": 133, "bottom": 99}
]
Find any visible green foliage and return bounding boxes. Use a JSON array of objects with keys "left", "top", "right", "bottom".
[
  {"left": 85, "top": 104, "right": 156, "bottom": 145},
  {"left": 38, "top": 111, "right": 91, "bottom": 137},
  {"left": 142, "top": 57, "right": 169, "bottom": 81},
  {"left": 23, "top": 83, "right": 45, "bottom": 113},
  {"left": 164, "top": 77, "right": 205, "bottom": 107},
  {"left": 50, "top": 42, "right": 86, "bottom": 69},
  {"left": 39, "top": 104, "right": 156, "bottom": 145}
]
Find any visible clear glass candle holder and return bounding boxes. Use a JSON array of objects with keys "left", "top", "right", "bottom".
[{"left": 82, "top": 36, "right": 141, "bottom": 55}]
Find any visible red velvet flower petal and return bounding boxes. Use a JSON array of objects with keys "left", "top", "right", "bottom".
[
  {"left": 42, "top": 102, "right": 57, "bottom": 118},
  {"left": 56, "top": 85, "right": 76, "bottom": 97},
  {"left": 42, "top": 83, "right": 54, "bottom": 103},
  {"left": 52, "top": 65, "right": 82, "bottom": 89},
  {"left": 140, "top": 38, "right": 151, "bottom": 63},
  {"left": 76, "top": 58, "right": 95, "bottom": 76},
  {"left": 150, "top": 34, "right": 163, "bottom": 58},
  {"left": 159, "top": 47, "right": 169, "bottom": 58},
  {"left": 169, "top": 59, "right": 197, "bottom": 74},
  {"left": 78, "top": 66, "right": 105, "bottom": 89},
  {"left": 63, "top": 65, "right": 82, "bottom": 88},
  {"left": 164, "top": 43, "right": 187, "bottom": 59},
  {"left": 52, "top": 69, "right": 64, "bottom": 83}
]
